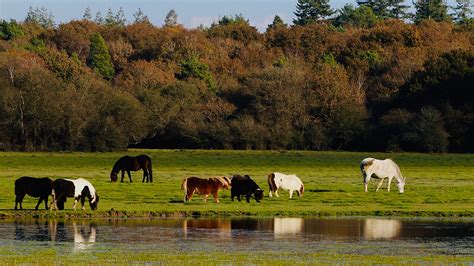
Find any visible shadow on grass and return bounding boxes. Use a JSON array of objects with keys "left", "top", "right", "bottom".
[{"left": 309, "top": 189, "right": 345, "bottom": 193}]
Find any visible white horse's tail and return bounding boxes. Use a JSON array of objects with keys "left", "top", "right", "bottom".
[
  {"left": 181, "top": 178, "right": 188, "bottom": 202},
  {"left": 50, "top": 188, "right": 57, "bottom": 211}
]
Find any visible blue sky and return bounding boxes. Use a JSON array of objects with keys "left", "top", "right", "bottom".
[{"left": 0, "top": 0, "right": 462, "bottom": 31}]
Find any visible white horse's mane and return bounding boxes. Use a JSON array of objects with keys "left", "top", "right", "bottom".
[
  {"left": 387, "top": 159, "right": 405, "bottom": 182},
  {"left": 212, "top": 176, "right": 231, "bottom": 186}
]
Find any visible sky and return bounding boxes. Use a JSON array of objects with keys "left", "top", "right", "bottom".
[{"left": 0, "top": 0, "right": 463, "bottom": 31}]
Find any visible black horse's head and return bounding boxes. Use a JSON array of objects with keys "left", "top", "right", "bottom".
[
  {"left": 110, "top": 171, "right": 118, "bottom": 182},
  {"left": 89, "top": 193, "right": 99, "bottom": 210},
  {"left": 254, "top": 189, "right": 264, "bottom": 202}
]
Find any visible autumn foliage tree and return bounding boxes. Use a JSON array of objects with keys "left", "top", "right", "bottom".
[{"left": 0, "top": 6, "right": 472, "bottom": 152}]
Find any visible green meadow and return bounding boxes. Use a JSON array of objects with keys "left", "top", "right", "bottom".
[{"left": 0, "top": 149, "right": 473, "bottom": 218}]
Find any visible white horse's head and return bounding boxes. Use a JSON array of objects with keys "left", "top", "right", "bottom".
[{"left": 397, "top": 181, "right": 405, "bottom": 193}]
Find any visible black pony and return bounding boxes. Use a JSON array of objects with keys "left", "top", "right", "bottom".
[
  {"left": 110, "top": 155, "right": 153, "bottom": 183},
  {"left": 14, "top": 176, "right": 53, "bottom": 210}
]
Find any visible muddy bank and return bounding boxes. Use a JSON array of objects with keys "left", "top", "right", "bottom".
[{"left": 1, "top": 209, "right": 473, "bottom": 219}]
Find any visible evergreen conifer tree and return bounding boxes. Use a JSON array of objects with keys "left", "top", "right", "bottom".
[
  {"left": 83, "top": 7, "right": 92, "bottom": 20},
  {"left": 451, "top": 0, "right": 472, "bottom": 23},
  {"left": 88, "top": 32, "right": 115, "bottom": 80},
  {"left": 413, "top": 0, "right": 451, "bottom": 23},
  {"left": 293, "top": 0, "right": 334, "bottom": 25},
  {"left": 164, "top": 9, "right": 178, "bottom": 26}
]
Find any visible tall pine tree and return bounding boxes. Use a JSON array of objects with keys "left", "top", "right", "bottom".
[
  {"left": 267, "top": 15, "right": 287, "bottom": 31},
  {"left": 413, "top": 0, "right": 451, "bottom": 23},
  {"left": 88, "top": 32, "right": 115, "bottom": 80},
  {"left": 293, "top": 0, "right": 334, "bottom": 25},
  {"left": 164, "top": 9, "right": 178, "bottom": 26},
  {"left": 388, "top": 0, "right": 410, "bottom": 19},
  {"left": 451, "top": 0, "right": 472, "bottom": 24}
]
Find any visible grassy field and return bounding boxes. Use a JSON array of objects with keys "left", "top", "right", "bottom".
[{"left": 0, "top": 149, "right": 473, "bottom": 218}]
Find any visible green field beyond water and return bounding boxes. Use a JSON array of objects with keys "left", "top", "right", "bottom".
[{"left": 0, "top": 149, "right": 473, "bottom": 218}]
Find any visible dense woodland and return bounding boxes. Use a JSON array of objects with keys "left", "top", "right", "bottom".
[{"left": 0, "top": 1, "right": 473, "bottom": 152}]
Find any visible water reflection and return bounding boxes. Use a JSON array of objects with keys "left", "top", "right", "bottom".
[
  {"left": 13, "top": 219, "right": 97, "bottom": 251},
  {"left": 363, "top": 219, "right": 401, "bottom": 240},
  {"left": 274, "top": 218, "right": 304, "bottom": 238},
  {"left": 182, "top": 219, "right": 231, "bottom": 239},
  {"left": 4, "top": 217, "right": 474, "bottom": 244},
  {"left": 72, "top": 221, "right": 96, "bottom": 251}
]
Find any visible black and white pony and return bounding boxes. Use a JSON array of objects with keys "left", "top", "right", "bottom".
[
  {"left": 50, "top": 178, "right": 99, "bottom": 211},
  {"left": 14, "top": 176, "right": 53, "bottom": 210},
  {"left": 360, "top": 158, "right": 406, "bottom": 193}
]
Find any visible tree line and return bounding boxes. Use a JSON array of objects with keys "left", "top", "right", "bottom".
[{"left": 0, "top": 1, "right": 472, "bottom": 152}]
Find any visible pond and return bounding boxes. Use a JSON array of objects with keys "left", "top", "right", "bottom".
[{"left": 0, "top": 217, "right": 473, "bottom": 262}]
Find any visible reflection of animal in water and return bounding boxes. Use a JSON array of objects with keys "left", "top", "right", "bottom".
[
  {"left": 182, "top": 219, "right": 231, "bottom": 239},
  {"left": 360, "top": 158, "right": 406, "bottom": 193},
  {"left": 268, "top": 173, "right": 304, "bottom": 198},
  {"left": 110, "top": 155, "right": 153, "bottom": 183},
  {"left": 181, "top": 176, "right": 231, "bottom": 203},
  {"left": 73, "top": 221, "right": 97, "bottom": 251},
  {"left": 14, "top": 176, "right": 53, "bottom": 210},
  {"left": 230, "top": 175, "right": 264, "bottom": 203},
  {"left": 363, "top": 219, "right": 401, "bottom": 240},
  {"left": 274, "top": 218, "right": 303, "bottom": 238},
  {"left": 51, "top": 178, "right": 99, "bottom": 211},
  {"left": 14, "top": 220, "right": 51, "bottom": 241}
]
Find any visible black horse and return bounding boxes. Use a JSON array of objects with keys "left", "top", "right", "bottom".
[
  {"left": 14, "top": 176, "right": 53, "bottom": 210},
  {"left": 110, "top": 155, "right": 153, "bottom": 183}
]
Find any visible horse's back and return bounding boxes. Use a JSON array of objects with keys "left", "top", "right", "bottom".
[
  {"left": 15, "top": 176, "right": 53, "bottom": 196},
  {"left": 363, "top": 158, "right": 400, "bottom": 177},
  {"left": 272, "top": 172, "right": 302, "bottom": 189}
]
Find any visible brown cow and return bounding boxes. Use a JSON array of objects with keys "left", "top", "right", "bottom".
[{"left": 181, "top": 176, "right": 231, "bottom": 203}]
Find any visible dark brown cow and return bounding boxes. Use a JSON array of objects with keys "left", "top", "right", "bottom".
[
  {"left": 181, "top": 176, "right": 231, "bottom": 203},
  {"left": 110, "top": 155, "right": 153, "bottom": 183}
]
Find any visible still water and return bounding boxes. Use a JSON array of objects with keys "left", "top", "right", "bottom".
[{"left": 0, "top": 217, "right": 473, "bottom": 258}]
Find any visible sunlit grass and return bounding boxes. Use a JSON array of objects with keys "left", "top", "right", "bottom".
[{"left": 0, "top": 149, "right": 473, "bottom": 217}]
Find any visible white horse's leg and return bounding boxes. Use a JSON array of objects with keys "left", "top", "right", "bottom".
[
  {"left": 275, "top": 189, "right": 280, "bottom": 197},
  {"left": 375, "top": 178, "right": 385, "bottom": 192},
  {"left": 289, "top": 190, "right": 293, "bottom": 199},
  {"left": 72, "top": 199, "right": 78, "bottom": 211},
  {"left": 387, "top": 177, "right": 392, "bottom": 192},
  {"left": 364, "top": 172, "right": 372, "bottom": 192},
  {"left": 269, "top": 190, "right": 273, "bottom": 197}
]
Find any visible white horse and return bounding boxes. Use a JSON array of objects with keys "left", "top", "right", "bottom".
[
  {"left": 268, "top": 172, "right": 304, "bottom": 198},
  {"left": 360, "top": 158, "right": 405, "bottom": 193}
]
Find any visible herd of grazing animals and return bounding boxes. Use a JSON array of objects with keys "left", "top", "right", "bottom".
[{"left": 13, "top": 155, "right": 406, "bottom": 211}]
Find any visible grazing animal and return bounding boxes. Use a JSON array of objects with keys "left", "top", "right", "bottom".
[
  {"left": 181, "top": 176, "right": 231, "bottom": 203},
  {"left": 14, "top": 176, "right": 53, "bottom": 210},
  {"left": 110, "top": 155, "right": 153, "bottom": 183},
  {"left": 360, "top": 158, "right": 406, "bottom": 193},
  {"left": 268, "top": 172, "right": 304, "bottom": 199},
  {"left": 51, "top": 178, "right": 99, "bottom": 211},
  {"left": 230, "top": 174, "right": 264, "bottom": 203}
]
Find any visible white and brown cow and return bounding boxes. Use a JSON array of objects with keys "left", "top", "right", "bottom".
[
  {"left": 50, "top": 178, "right": 99, "bottom": 211},
  {"left": 267, "top": 172, "right": 304, "bottom": 199}
]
